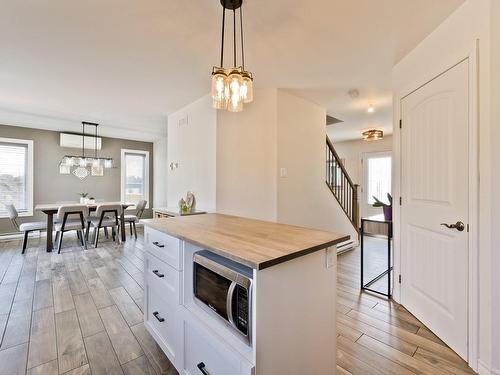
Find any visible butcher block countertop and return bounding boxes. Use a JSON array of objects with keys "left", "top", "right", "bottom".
[{"left": 141, "top": 213, "right": 349, "bottom": 270}]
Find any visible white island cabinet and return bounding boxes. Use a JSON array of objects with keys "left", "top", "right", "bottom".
[{"left": 142, "top": 214, "right": 348, "bottom": 375}]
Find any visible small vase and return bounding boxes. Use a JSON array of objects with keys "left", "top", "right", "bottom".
[
  {"left": 80, "top": 197, "right": 86, "bottom": 204},
  {"left": 383, "top": 206, "right": 392, "bottom": 222}
]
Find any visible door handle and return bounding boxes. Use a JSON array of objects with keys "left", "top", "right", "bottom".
[
  {"left": 197, "top": 362, "right": 211, "bottom": 375},
  {"left": 152, "top": 311, "right": 165, "bottom": 322},
  {"left": 440, "top": 221, "right": 465, "bottom": 232},
  {"left": 152, "top": 241, "right": 164, "bottom": 248},
  {"left": 152, "top": 269, "right": 164, "bottom": 278}
]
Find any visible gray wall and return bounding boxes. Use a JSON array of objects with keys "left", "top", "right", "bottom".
[{"left": 0, "top": 124, "right": 154, "bottom": 234}]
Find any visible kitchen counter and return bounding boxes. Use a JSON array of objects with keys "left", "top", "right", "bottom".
[
  {"left": 153, "top": 207, "right": 207, "bottom": 217},
  {"left": 141, "top": 213, "right": 349, "bottom": 269}
]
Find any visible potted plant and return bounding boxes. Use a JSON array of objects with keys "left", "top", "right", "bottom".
[
  {"left": 78, "top": 192, "right": 89, "bottom": 204},
  {"left": 372, "top": 193, "right": 392, "bottom": 221}
]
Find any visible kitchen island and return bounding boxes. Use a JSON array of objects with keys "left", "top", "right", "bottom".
[{"left": 141, "top": 213, "right": 348, "bottom": 375}]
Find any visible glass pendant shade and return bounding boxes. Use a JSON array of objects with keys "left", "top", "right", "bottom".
[
  {"left": 240, "top": 72, "right": 253, "bottom": 103},
  {"left": 92, "top": 158, "right": 101, "bottom": 168},
  {"left": 227, "top": 70, "right": 243, "bottom": 112},
  {"left": 78, "top": 157, "right": 87, "bottom": 167},
  {"left": 211, "top": 68, "right": 228, "bottom": 109},
  {"left": 104, "top": 159, "right": 113, "bottom": 169}
]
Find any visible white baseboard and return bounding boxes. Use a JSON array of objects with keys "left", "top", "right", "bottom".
[{"left": 478, "top": 360, "right": 499, "bottom": 375}]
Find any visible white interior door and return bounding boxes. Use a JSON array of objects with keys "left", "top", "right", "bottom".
[{"left": 400, "top": 59, "right": 469, "bottom": 360}]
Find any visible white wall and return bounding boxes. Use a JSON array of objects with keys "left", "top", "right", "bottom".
[
  {"left": 216, "top": 89, "right": 278, "bottom": 221},
  {"left": 392, "top": 0, "right": 494, "bottom": 371},
  {"left": 333, "top": 136, "right": 393, "bottom": 185},
  {"left": 153, "top": 136, "right": 168, "bottom": 207},
  {"left": 334, "top": 136, "right": 393, "bottom": 218},
  {"left": 276, "top": 90, "right": 358, "bottom": 243},
  {"left": 167, "top": 95, "right": 217, "bottom": 212}
]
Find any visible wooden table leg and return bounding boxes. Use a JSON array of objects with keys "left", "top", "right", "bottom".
[
  {"left": 46, "top": 212, "right": 54, "bottom": 252},
  {"left": 120, "top": 211, "right": 126, "bottom": 242}
]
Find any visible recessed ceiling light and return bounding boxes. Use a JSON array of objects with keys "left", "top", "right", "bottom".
[{"left": 367, "top": 106, "right": 375, "bottom": 113}]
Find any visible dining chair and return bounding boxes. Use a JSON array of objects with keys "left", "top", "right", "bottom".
[
  {"left": 4, "top": 203, "right": 47, "bottom": 254},
  {"left": 54, "top": 204, "right": 89, "bottom": 253},
  {"left": 86, "top": 203, "right": 122, "bottom": 248},
  {"left": 124, "top": 200, "right": 147, "bottom": 239}
]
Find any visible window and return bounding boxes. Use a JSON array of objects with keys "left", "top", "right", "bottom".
[
  {"left": 121, "top": 149, "right": 149, "bottom": 208},
  {"left": 0, "top": 138, "right": 34, "bottom": 217},
  {"left": 365, "top": 152, "right": 392, "bottom": 205}
]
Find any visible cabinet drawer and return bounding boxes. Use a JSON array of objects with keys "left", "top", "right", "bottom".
[
  {"left": 145, "top": 283, "right": 180, "bottom": 365},
  {"left": 145, "top": 252, "right": 180, "bottom": 304},
  {"left": 145, "top": 227, "right": 182, "bottom": 270},
  {"left": 182, "top": 313, "right": 253, "bottom": 375}
]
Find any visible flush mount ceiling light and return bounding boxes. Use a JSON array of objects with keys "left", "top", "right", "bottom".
[
  {"left": 211, "top": 0, "right": 253, "bottom": 112},
  {"left": 61, "top": 122, "right": 114, "bottom": 179},
  {"left": 362, "top": 129, "right": 383, "bottom": 141},
  {"left": 367, "top": 105, "right": 375, "bottom": 113}
]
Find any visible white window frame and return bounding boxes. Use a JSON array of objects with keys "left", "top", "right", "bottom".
[
  {"left": 361, "top": 150, "right": 392, "bottom": 218},
  {"left": 120, "top": 149, "right": 150, "bottom": 209},
  {"left": 0, "top": 137, "right": 34, "bottom": 218}
]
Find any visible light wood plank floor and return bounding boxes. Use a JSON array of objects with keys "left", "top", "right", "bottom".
[{"left": 0, "top": 230, "right": 476, "bottom": 374}]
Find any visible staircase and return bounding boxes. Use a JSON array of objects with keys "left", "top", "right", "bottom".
[{"left": 325, "top": 137, "right": 360, "bottom": 236}]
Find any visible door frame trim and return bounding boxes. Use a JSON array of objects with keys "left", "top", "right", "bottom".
[{"left": 392, "top": 42, "right": 479, "bottom": 371}]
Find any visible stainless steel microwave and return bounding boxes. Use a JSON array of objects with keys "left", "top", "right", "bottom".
[{"left": 193, "top": 250, "right": 253, "bottom": 344}]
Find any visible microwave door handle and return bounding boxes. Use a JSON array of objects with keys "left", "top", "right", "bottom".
[{"left": 226, "top": 281, "right": 237, "bottom": 328}]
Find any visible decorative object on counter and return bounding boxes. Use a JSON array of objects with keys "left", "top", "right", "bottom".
[
  {"left": 87, "top": 197, "right": 96, "bottom": 204},
  {"left": 210, "top": 0, "right": 253, "bottom": 112},
  {"left": 362, "top": 128, "right": 384, "bottom": 141},
  {"left": 186, "top": 191, "right": 196, "bottom": 211},
  {"left": 372, "top": 193, "right": 392, "bottom": 221},
  {"left": 61, "top": 122, "right": 114, "bottom": 180},
  {"left": 78, "top": 192, "right": 89, "bottom": 204},
  {"left": 179, "top": 191, "right": 196, "bottom": 214}
]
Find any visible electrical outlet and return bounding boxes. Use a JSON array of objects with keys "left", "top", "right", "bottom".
[{"left": 280, "top": 167, "right": 288, "bottom": 178}]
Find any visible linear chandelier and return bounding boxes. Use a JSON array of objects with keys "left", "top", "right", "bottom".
[
  {"left": 211, "top": 0, "right": 253, "bottom": 112},
  {"left": 61, "top": 122, "right": 113, "bottom": 179}
]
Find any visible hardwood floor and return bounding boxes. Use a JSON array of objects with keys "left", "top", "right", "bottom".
[{"left": 0, "top": 230, "right": 475, "bottom": 374}]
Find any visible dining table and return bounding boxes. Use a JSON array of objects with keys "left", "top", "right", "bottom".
[{"left": 35, "top": 202, "right": 132, "bottom": 252}]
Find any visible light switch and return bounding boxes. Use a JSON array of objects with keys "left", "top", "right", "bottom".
[{"left": 280, "top": 167, "right": 288, "bottom": 178}]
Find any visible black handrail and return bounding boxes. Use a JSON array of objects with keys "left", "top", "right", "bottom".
[{"left": 325, "top": 137, "right": 359, "bottom": 231}]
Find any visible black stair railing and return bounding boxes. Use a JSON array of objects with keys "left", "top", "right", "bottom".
[{"left": 325, "top": 137, "right": 359, "bottom": 231}]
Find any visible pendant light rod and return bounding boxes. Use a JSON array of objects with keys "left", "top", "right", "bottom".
[
  {"left": 94, "top": 123, "right": 98, "bottom": 158},
  {"left": 220, "top": 6, "right": 226, "bottom": 67},
  {"left": 233, "top": 8, "right": 236, "bottom": 67},
  {"left": 240, "top": 6, "right": 245, "bottom": 69},
  {"left": 82, "top": 122, "right": 85, "bottom": 158}
]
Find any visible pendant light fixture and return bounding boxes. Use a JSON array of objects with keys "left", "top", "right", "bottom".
[
  {"left": 362, "top": 128, "right": 384, "bottom": 141},
  {"left": 61, "top": 122, "right": 114, "bottom": 179},
  {"left": 211, "top": 0, "right": 253, "bottom": 112}
]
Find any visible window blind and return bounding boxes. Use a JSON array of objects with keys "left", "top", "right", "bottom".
[{"left": 0, "top": 142, "right": 28, "bottom": 216}]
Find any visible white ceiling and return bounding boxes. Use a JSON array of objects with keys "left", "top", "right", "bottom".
[{"left": 0, "top": 0, "right": 464, "bottom": 141}]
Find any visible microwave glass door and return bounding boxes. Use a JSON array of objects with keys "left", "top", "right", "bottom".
[{"left": 194, "top": 263, "right": 231, "bottom": 319}]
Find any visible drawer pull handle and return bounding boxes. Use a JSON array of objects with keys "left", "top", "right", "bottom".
[
  {"left": 197, "top": 362, "right": 210, "bottom": 375},
  {"left": 152, "top": 241, "right": 165, "bottom": 248},
  {"left": 153, "top": 311, "right": 165, "bottom": 322},
  {"left": 152, "top": 269, "right": 164, "bottom": 278}
]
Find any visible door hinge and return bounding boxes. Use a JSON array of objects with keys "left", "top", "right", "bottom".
[
  {"left": 399, "top": 197, "right": 402, "bottom": 205},
  {"left": 398, "top": 274, "right": 402, "bottom": 284},
  {"left": 399, "top": 119, "right": 402, "bottom": 129},
  {"left": 467, "top": 224, "right": 469, "bottom": 232}
]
